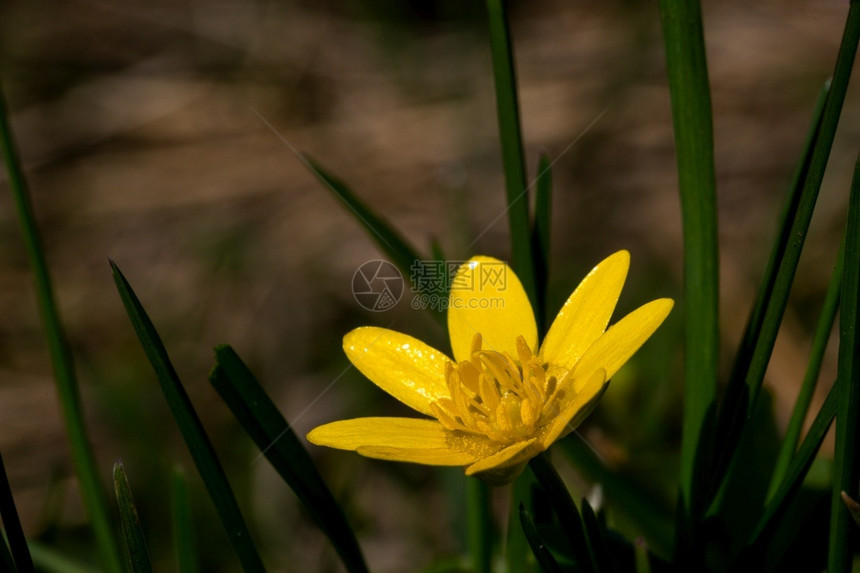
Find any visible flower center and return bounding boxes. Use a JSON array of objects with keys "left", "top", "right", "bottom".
[{"left": 431, "top": 334, "right": 562, "bottom": 445}]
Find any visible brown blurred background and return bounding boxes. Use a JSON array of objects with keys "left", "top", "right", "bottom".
[{"left": 1, "top": 0, "right": 857, "bottom": 570}]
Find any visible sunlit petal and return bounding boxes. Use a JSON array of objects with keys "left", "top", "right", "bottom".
[
  {"left": 572, "top": 298, "right": 674, "bottom": 390},
  {"left": 344, "top": 327, "right": 452, "bottom": 416},
  {"left": 448, "top": 256, "right": 537, "bottom": 362},
  {"left": 539, "top": 250, "right": 629, "bottom": 370},
  {"left": 541, "top": 369, "right": 606, "bottom": 447},
  {"left": 357, "top": 445, "right": 478, "bottom": 466},
  {"left": 307, "top": 417, "right": 451, "bottom": 450}
]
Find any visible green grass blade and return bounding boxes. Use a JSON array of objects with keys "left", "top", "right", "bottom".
[
  {"left": 170, "top": 468, "right": 197, "bottom": 573},
  {"left": 466, "top": 479, "right": 492, "bottom": 573},
  {"left": 518, "top": 504, "right": 562, "bottom": 573},
  {"left": 712, "top": 1, "right": 860, "bottom": 508},
  {"left": 735, "top": 384, "right": 836, "bottom": 564},
  {"left": 484, "top": 0, "right": 538, "bottom": 311},
  {"left": 26, "top": 541, "right": 94, "bottom": 573},
  {"left": 302, "top": 156, "right": 437, "bottom": 306},
  {"left": 711, "top": 82, "right": 829, "bottom": 504},
  {"left": 828, "top": 154, "right": 860, "bottom": 572},
  {"left": 657, "top": 0, "right": 720, "bottom": 529},
  {"left": 209, "top": 345, "right": 368, "bottom": 573},
  {"left": 0, "top": 452, "right": 32, "bottom": 573},
  {"left": 505, "top": 473, "right": 532, "bottom": 573},
  {"left": 0, "top": 81, "right": 122, "bottom": 573},
  {"left": 111, "top": 263, "right": 265, "bottom": 572},
  {"left": 558, "top": 437, "right": 673, "bottom": 558},
  {"left": 527, "top": 452, "right": 592, "bottom": 573},
  {"left": 112, "top": 461, "right": 152, "bottom": 573},
  {"left": 767, "top": 241, "right": 842, "bottom": 502},
  {"left": 0, "top": 537, "right": 14, "bottom": 573},
  {"left": 531, "top": 153, "right": 552, "bottom": 336},
  {"left": 581, "top": 499, "right": 617, "bottom": 573}
]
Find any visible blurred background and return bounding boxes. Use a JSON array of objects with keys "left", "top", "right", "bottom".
[{"left": 0, "top": 0, "right": 857, "bottom": 570}]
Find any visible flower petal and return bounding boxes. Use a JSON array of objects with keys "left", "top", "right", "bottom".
[
  {"left": 357, "top": 445, "right": 478, "bottom": 466},
  {"left": 307, "top": 417, "right": 452, "bottom": 450},
  {"left": 344, "top": 327, "right": 452, "bottom": 416},
  {"left": 464, "top": 438, "right": 540, "bottom": 477},
  {"left": 447, "top": 256, "right": 538, "bottom": 363},
  {"left": 541, "top": 369, "right": 606, "bottom": 448},
  {"left": 539, "top": 251, "right": 630, "bottom": 371},
  {"left": 572, "top": 298, "right": 674, "bottom": 389}
]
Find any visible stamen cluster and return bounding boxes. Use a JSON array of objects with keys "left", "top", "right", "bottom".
[{"left": 431, "top": 334, "right": 563, "bottom": 444}]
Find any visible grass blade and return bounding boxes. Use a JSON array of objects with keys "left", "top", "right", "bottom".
[
  {"left": 0, "top": 81, "right": 122, "bottom": 573},
  {"left": 581, "top": 499, "right": 617, "bottom": 573},
  {"left": 828, "top": 154, "right": 860, "bottom": 572},
  {"left": 518, "top": 504, "right": 563, "bottom": 573},
  {"left": 484, "top": 0, "right": 538, "bottom": 311},
  {"left": 558, "top": 436, "right": 673, "bottom": 558},
  {"left": 532, "top": 153, "right": 552, "bottom": 336},
  {"left": 170, "top": 468, "right": 197, "bottom": 573},
  {"left": 209, "top": 345, "right": 368, "bottom": 573},
  {"left": 505, "top": 473, "right": 533, "bottom": 573},
  {"left": 767, "top": 240, "right": 842, "bottom": 501},
  {"left": 711, "top": 0, "right": 860, "bottom": 509},
  {"left": 466, "top": 479, "right": 493, "bottom": 573},
  {"left": 0, "top": 452, "right": 32, "bottom": 573},
  {"left": 113, "top": 461, "right": 152, "bottom": 573},
  {"left": 657, "top": 0, "right": 720, "bottom": 531},
  {"left": 111, "top": 262, "right": 265, "bottom": 572},
  {"left": 26, "top": 541, "right": 93, "bottom": 573},
  {"left": 527, "top": 452, "right": 592, "bottom": 573},
  {"left": 735, "top": 384, "right": 836, "bottom": 564}
]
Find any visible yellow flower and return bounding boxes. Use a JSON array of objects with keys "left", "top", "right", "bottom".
[{"left": 307, "top": 251, "right": 673, "bottom": 484}]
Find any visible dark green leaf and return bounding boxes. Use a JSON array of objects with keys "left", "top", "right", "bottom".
[
  {"left": 209, "top": 345, "right": 368, "bottom": 573},
  {"left": 558, "top": 436, "right": 673, "bottom": 558},
  {"left": 828, "top": 152, "right": 860, "bottom": 572},
  {"left": 113, "top": 461, "right": 152, "bottom": 573},
  {"left": 581, "top": 499, "right": 616, "bottom": 573},
  {"left": 527, "top": 452, "right": 592, "bottom": 573},
  {"left": 519, "top": 504, "right": 562, "bottom": 573},
  {"left": 736, "top": 384, "right": 837, "bottom": 565},
  {"left": 111, "top": 262, "right": 265, "bottom": 572}
]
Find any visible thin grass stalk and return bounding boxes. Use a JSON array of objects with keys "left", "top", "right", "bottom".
[
  {"left": 766, "top": 241, "right": 842, "bottom": 502},
  {"left": 485, "top": 0, "right": 538, "bottom": 311},
  {"left": 657, "top": 0, "right": 719, "bottom": 535},
  {"left": 171, "top": 469, "right": 197, "bottom": 573},
  {"left": 711, "top": 2, "right": 860, "bottom": 492},
  {"left": 0, "top": 81, "right": 123, "bottom": 573},
  {"left": 112, "top": 462, "right": 152, "bottom": 573},
  {"left": 828, "top": 154, "right": 860, "bottom": 572},
  {"left": 111, "top": 263, "right": 265, "bottom": 572},
  {"left": 467, "top": 479, "right": 493, "bottom": 573}
]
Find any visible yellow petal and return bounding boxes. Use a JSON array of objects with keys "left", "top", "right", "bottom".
[
  {"left": 464, "top": 438, "right": 540, "bottom": 476},
  {"left": 343, "top": 327, "right": 452, "bottom": 416},
  {"left": 572, "top": 298, "right": 674, "bottom": 389},
  {"left": 307, "top": 417, "right": 451, "bottom": 451},
  {"left": 541, "top": 369, "right": 606, "bottom": 448},
  {"left": 447, "top": 256, "right": 537, "bottom": 363},
  {"left": 357, "top": 445, "right": 478, "bottom": 466},
  {"left": 539, "top": 251, "right": 630, "bottom": 371}
]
